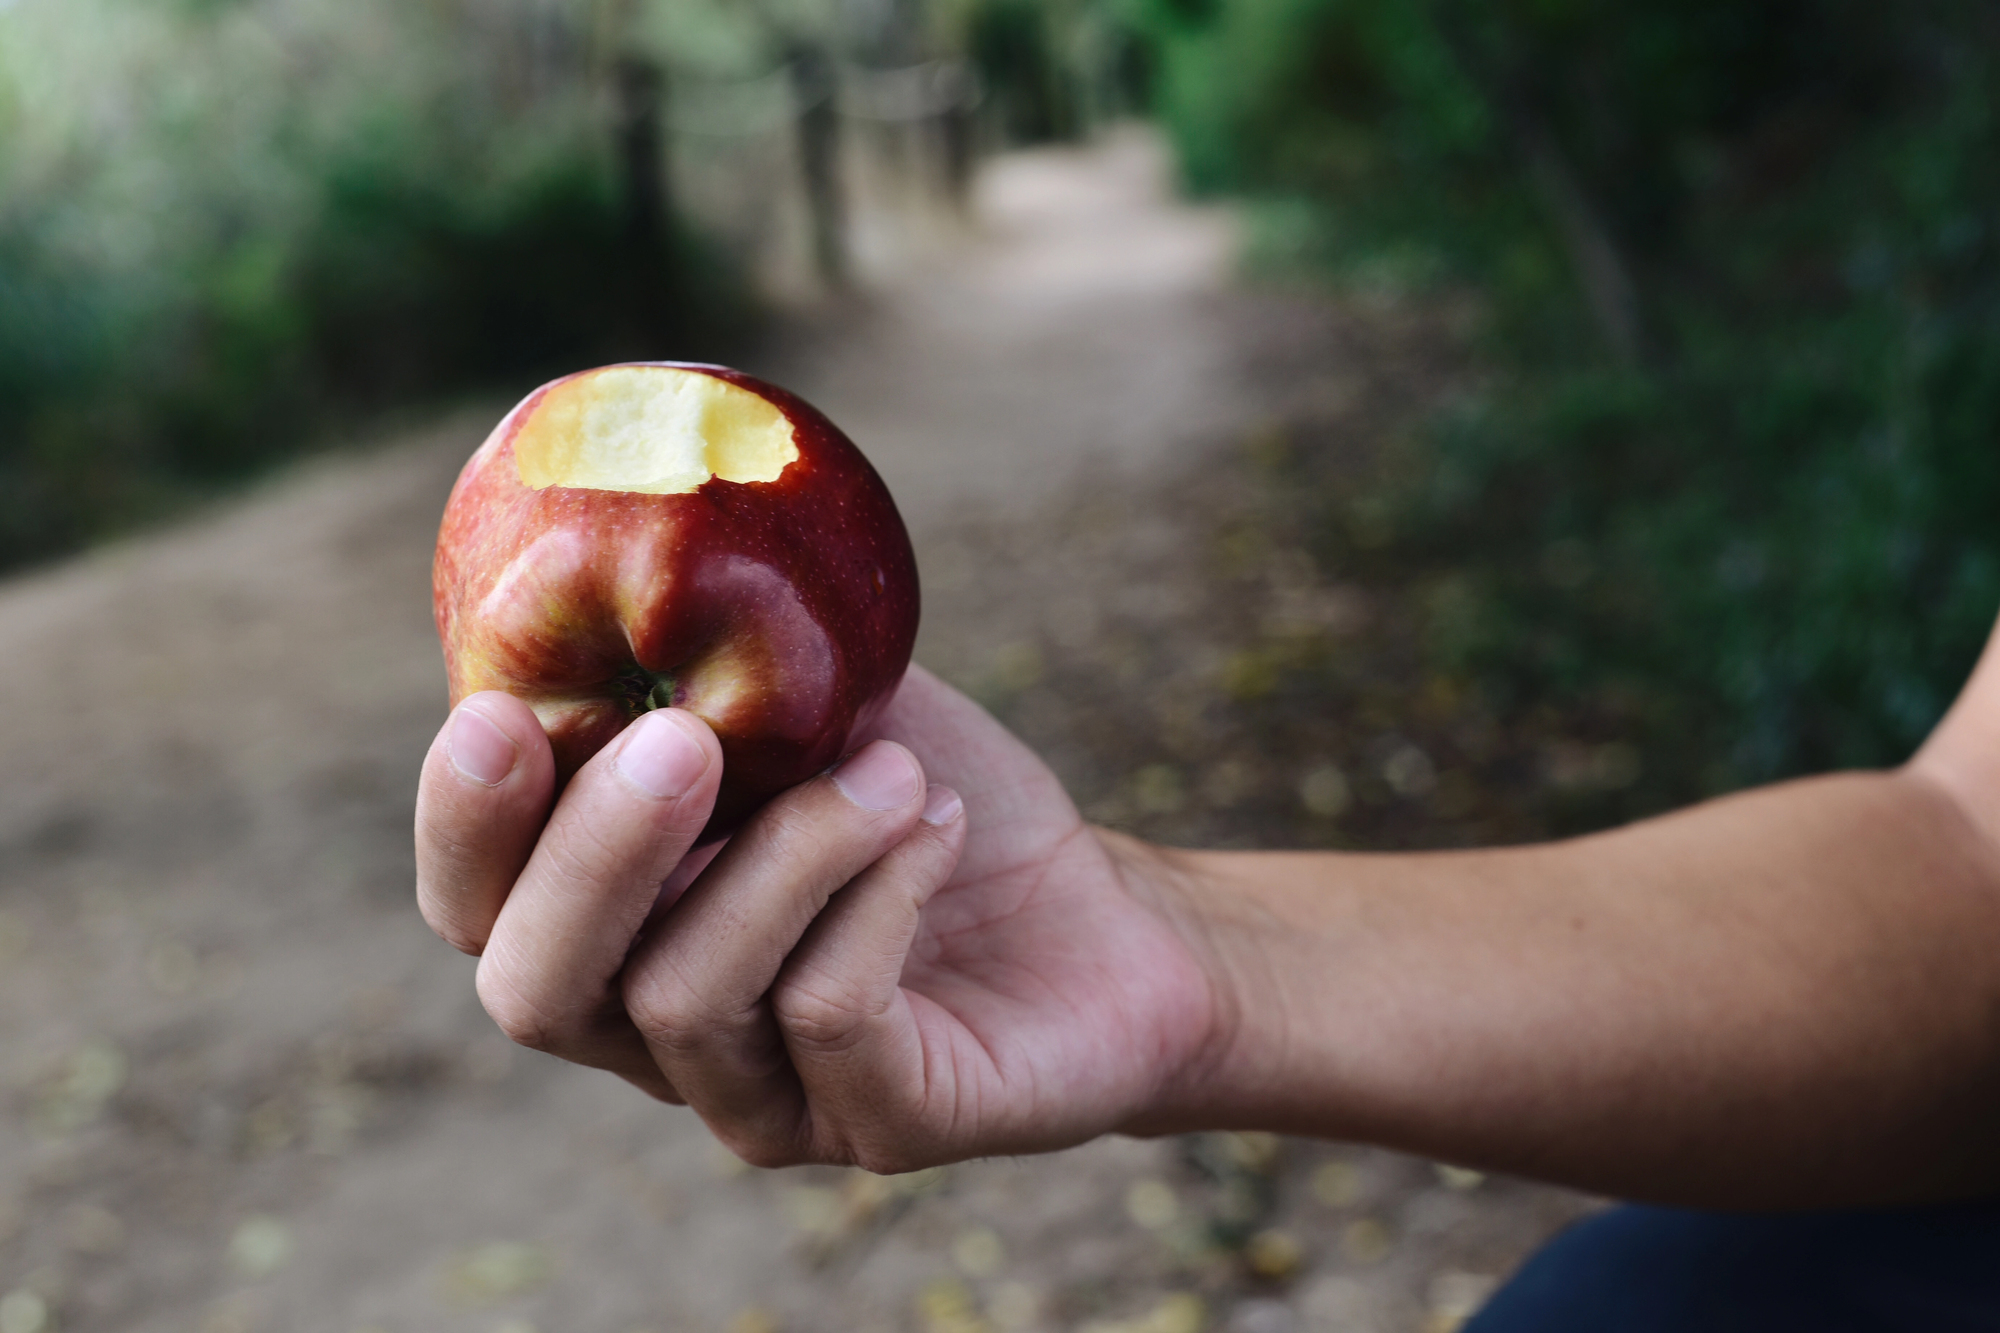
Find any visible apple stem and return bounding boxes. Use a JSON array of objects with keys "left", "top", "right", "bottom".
[{"left": 612, "top": 665, "right": 679, "bottom": 717}]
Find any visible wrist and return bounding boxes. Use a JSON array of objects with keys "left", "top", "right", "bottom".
[{"left": 1093, "top": 831, "right": 1292, "bottom": 1135}]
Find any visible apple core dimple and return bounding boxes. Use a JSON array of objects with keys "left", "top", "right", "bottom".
[{"left": 512, "top": 365, "right": 800, "bottom": 495}]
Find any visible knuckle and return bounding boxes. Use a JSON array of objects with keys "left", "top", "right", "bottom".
[
  {"left": 476, "top": 971, "right": 572, "bottom": 1054},
  {"left": 481, "top": 993, "right": 562, "bottom": 1053},
  {"left": 724, "top": 1135, "right": 810, "bottom": 1170},
  {"left": 439, "top": 930, "right": 488, "bottom": 958},
  {"left": 417, "top": 899, "right": 489, "bottom": 956},
  {"left": 627, "top": 1004, "right": 704, "bottom": 1056},
  {"left": 849, "top": 1139, "right": 928, "bottom": 1178},
  {"left": 626, "top": 972, "right": 737, "bottom": 1056},
  {"left": 774, "top": 975, "right": 872, "bottom": 1053}
]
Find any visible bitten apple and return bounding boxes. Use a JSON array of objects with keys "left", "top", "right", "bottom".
[{"left": 433, "top": 362, "right": 919, "bottom": 831}]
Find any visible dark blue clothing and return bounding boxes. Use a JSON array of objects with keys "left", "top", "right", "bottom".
[{"left": 1465, "top": 1201, "right": 2000, "bottom": 1332}]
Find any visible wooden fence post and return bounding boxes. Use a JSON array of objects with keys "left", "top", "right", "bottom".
[
  {"left": 612, "top": 52, "right": 677, "bottom": 339},
  {"left": 789, "top": 44, "right": 847, "bottom": 290},
  {"left": 614, "top": 55, "right": 670, "bottom": 251}
]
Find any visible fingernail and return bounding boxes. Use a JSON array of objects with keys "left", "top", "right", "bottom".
[
  {"left": 831, "top": 742, "right": 922, "bottom": 811},
  {"left": 921, "top": 785, "right": 963, "bottom": 826},
  {"left": 616, "top": 710, "right": 709, "bottom": 798},
  {"left": 449, "top": 705, "right": 518, "bottom": 787}
]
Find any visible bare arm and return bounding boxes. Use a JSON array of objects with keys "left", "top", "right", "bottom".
[{"left": 1157, "top": 617, "right": 2000, "bottom": 1206}]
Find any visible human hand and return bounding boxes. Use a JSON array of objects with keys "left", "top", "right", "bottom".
[{"left": 414, "top": 665, "right": 1223, "bottom": 1170}]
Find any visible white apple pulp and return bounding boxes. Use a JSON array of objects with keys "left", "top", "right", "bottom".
[{"left": 513, "top": 366, "right": 799, "bottom": 495}]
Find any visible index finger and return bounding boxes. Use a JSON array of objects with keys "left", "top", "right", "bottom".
[
  {"left": 414, "top": 692, "right": 557, "bottom": 954},
  {"left": 473, "top": 707, "right": 722, "bottom": 1096}
]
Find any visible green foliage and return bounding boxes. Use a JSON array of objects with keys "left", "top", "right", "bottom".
[
  {"left": 970, "top": 0, "right": 1079, "bottom": 140},
  {"left": 1139, "top": 0, "right": 2000, "bottom": 786},
  {"left": 0, "top": 0, "right": 754, "bottom": 570},
  {"left": 964, "top": 0, "right": 1151, "bottom": 141}
]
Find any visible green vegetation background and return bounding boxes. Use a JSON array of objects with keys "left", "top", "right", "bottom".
[
  {"left": 0, "top": 0, "right": 769, "bottom": 568},
  {"left": 1120, "top": 0, "right": 2000, "bottom": 802}
]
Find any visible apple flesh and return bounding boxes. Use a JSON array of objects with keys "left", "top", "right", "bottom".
[{"left": 434, "top": 362, "right": 920, "bottom": 832}]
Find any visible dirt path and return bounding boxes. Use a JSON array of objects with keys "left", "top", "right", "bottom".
[
  {"left": 767, "top": 128, "right": 1244, "bottom": 522},
  {"left": 0, "top": 132, "right": 1586, "bottom": 1333}
]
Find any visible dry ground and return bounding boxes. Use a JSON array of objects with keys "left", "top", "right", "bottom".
[{"left": 0, "top": 131, "right": 1592, "bottom": 1333}]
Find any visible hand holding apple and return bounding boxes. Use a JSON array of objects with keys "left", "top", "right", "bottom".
[
  {"left": 433, "top": 362, "right": 919, "bottom": 832},
  {"left": 413, "top": 666, "right": 1225, "bottom": 1169}
]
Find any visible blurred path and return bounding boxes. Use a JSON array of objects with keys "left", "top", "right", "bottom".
[
  {"left": 762, "top": 126, "right": 1243, "bottom": 521},
  {"left": 0, "top": 130, "right": 1580, "bottom": 1333}
]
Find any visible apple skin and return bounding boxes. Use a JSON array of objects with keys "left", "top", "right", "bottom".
[{"left": 434, "top": 362, "right": 919, "bottom": 833}]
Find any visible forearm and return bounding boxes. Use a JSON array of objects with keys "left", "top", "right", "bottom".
[{"left": 1142, "top": 767, "right": 2000, "bottom": 1207}]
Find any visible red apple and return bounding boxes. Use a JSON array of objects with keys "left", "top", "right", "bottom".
[{"left": 433, "top": 362, "right": 919, "bottom": 831}]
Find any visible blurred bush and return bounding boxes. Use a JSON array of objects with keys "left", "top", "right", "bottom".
[
  {"left": 0, "top": 0, "right": 758, "bottom": 569},
  {"left": 1136, "top": 0, "right": 2000, "bottom": 789}
]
